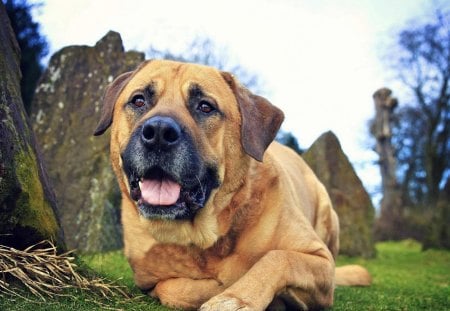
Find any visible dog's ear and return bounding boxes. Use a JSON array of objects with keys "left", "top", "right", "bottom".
[
  {"left": 221, "top": 72, "right": 284, "bottom": 162},
  {"left": 93, "top": 71, "right": 134, "bottom": 136}
]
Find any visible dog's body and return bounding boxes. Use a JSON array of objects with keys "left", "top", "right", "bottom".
[{"left": 94, "top": 60, "right": 370, "bottom": 310}]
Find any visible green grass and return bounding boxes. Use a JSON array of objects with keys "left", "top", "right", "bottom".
[
  {"left": 1, "top": 241, "right": 449, "bottom": 310},
  {"left": 0, "top": 252, "right": 170, "bottom": 311},
  {"left": 334, "top": 240, "right": 450, "bottom": 310}
]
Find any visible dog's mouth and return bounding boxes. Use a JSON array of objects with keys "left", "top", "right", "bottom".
[
  {"left": 131, "top": 168, "right": 181, "bottom": 206},
  {"left": 128, "top": 167, "right": 217, "bottom": 220}
]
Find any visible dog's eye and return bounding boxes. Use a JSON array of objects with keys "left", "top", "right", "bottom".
[
  {"left": 130, "top": 95, "right": 146, "bottom": 108},
  {"left": 197, "top": 101, "right": 215, "bottom": 114}
]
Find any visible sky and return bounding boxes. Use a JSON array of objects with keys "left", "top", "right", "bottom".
[{"left": 29, "top": 0, "right": 442, "bottom": 205}]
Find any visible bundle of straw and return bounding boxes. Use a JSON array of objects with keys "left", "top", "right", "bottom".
[{"left": 0, "top": 240, "right": 129, "bottom": 301}]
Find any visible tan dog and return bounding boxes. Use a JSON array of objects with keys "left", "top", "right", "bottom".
[{"left": 94, "top": 59, "right": 371, "bottom": 310}]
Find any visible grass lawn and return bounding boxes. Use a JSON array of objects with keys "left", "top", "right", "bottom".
[
  {"left": 334, "top": 240, "right": 450, "bottom": 310},
  {"left": 0, "top": 240, "right": 448, "bottom": 310}
]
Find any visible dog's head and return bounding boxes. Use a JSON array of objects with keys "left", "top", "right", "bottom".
[{"left": 94, "top": 60, "right": 284, "bottom": 220}]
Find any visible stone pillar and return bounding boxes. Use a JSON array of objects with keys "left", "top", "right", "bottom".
[{"left": 372, "top": 88, "right": 403, "bottom": 240}]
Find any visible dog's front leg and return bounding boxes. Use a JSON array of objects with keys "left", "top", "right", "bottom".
[
  {"left": 200, "top": 249, "right": 335, "bottom": 311},
  {"left": 151, "top": 277, "right": 224, "bottom": 310}
]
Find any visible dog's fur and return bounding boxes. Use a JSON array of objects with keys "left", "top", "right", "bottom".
[{"left": 94, "top": 59, "right": 371, "bottom": 310}]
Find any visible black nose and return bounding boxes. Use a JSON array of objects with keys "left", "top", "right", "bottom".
[{"left": 141, "top": 116, "right": 181, "bottom": 149}]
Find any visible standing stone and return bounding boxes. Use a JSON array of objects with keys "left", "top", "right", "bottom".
[
  {"left": 303, "top": 131, "right": 375, "bottom": 258},
  {"left": 0, "top": 3, "right": 64, "bottom": 250},
  {"left": 31, "top": 31, "right": 145, "bottom": 252}
]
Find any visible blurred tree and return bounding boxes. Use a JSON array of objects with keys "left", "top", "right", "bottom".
[
  {"left": 4, "top": 0, "right": 48, "bottom": 113},
  {"left": 371, "top": 9, "right": 450, "bottom": 247},
  {"left": 388, "top": 9, "right": 450, "bottom": 206},
  {"left": 147, "top": 37, "right": 263, "bottom": 93},
  {"left": 276, "top": 130, "right": 304, "bottom": 154}
]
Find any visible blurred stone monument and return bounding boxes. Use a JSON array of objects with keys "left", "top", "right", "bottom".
[{"left": 371, "top": 88, "right": 404, "bottom": 241}]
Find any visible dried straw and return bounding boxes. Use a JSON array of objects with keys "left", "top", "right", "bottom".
[{"left": 0, "top": 240, "right": 129, "bottom": 301}]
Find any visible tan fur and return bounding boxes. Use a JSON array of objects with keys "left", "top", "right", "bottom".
[
  {"left": 335, "top": 265, "right": 372, "bottom": 286},
  {"left": 97, "top": 60, "right": 371, "bottom": 310}
]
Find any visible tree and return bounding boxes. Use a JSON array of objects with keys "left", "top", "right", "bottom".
[
  {"left": 372, "top": 9, "right": 450, "bottom": 247},
  {"left": 276, "top": 130, "right": 304, "bottom": 154},
  {"left": 4, "top": 0, "right": 48, "bottom": 113},
  {"left": 388, "top": 9, "right": 450, "bottom": 206},
  {"left": 147, "top": 37, "right": 263, "bottom": 93}
]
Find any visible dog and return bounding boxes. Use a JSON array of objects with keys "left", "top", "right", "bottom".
[{"left": 94, "top": 59, "right": 371, "bottom": 310}]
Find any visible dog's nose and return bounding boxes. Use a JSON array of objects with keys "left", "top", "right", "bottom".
[{"left": 141, "top": 116, "right": 181, "bottom": 149}]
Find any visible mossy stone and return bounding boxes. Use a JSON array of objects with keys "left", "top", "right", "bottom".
[
  {"left": 303, "top": 131, "right": 376, "bottom": 258},
  {"left": 0, "top": 3, "right": 64, "bottom": 250},
  {"left": 31, "top": 31, "right": 145, "bottom": 252}
]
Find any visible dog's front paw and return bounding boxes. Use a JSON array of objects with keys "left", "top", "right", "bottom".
[{"left": 200, "top": 294, "right": 257, "bottom": 311}]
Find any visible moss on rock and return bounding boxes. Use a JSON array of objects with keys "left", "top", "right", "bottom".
[{"left": 14, "top": 145, "right": 59, "bottom": 238}]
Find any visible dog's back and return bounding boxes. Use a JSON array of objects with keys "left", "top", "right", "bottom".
[{"left": 268, "top": 141, "right": 371, "bottom": 287}]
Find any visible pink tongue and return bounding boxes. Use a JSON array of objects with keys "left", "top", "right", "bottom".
[{"left": 139, "top": 178, "right": 181, "bottom": 206}]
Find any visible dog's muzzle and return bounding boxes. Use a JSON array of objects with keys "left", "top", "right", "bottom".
[{"left": 121, "top": 116, "right": 219, "bottom": 220}]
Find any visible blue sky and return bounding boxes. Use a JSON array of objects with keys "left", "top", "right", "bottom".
[{"left": 30, "top": 0, "right": 444, "bottom": 205}]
